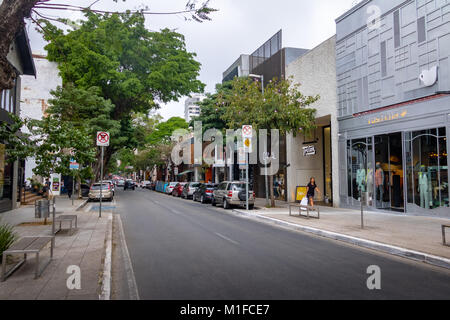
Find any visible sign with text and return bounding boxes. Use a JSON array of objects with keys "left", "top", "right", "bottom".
[
  {"left": 96, "top": 132, "right": 110, "bottom": 147},
  {"left": 69, "top": 159, "right": 79, "bottom": 170},
  {"left": 302, "top": 145, "right": 316, "bottom": 156}
]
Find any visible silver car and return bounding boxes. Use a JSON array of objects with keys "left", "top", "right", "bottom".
[
  {"left": 88, "top": 183, "right": 114, "bottom": 201},
  {"left": 181, "top": 182, "right": 201, "bottom": 199},
  {"left": 212, "top": 181, "right": 255, "bottom": 210}
]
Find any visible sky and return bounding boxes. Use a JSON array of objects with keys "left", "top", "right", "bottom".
[{"left": 27, "top": 0, "right": 360, "bottom": 120}]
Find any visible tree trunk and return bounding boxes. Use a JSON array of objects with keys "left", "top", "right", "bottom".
[
  {"left": 0, "top": 0, "right": 39, "bottom": 91},
  {"left": 269, "top": 174, "right": 275, "bottom": 207},
  {"left": 92, "top": 147, "right": 114, "bottom": 182}
]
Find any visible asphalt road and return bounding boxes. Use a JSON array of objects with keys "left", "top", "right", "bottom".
[{"left": 114, "top": 188, "right": 450, "bottom": 300}]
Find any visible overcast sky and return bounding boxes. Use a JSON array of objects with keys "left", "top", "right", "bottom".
[{"left": 27, "top": 0, "right": 360, "bottom": 120}]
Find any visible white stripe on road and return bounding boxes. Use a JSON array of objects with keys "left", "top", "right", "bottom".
[{"left": 215, "top": 232, "right": 239, "bottom": 246}]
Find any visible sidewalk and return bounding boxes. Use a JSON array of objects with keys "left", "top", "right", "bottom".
[
  {"left": 0, "top": 197, "right": 112, "bottom": 300},
  {"left": 234, "top": 198, "right": 450, "bottom": 266}
]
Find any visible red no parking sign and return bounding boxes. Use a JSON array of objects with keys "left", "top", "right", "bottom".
[{"left": 97, "top": 132, "right": 110, "bottom": 147}]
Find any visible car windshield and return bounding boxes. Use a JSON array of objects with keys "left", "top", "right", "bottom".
[
  {"left": 191, "top": 183, "right": 200, "bottom": 187},
  {"left": 91, "top": 184, "right": 109, "bottom": 190}
]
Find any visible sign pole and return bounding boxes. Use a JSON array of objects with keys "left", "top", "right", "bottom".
[
  {"left": 72, "top": 172, "right": 75, "bottom": 206},
  {"left": 100, "top": 146, "right": 104, "bottom": 218},
  {"left": 246, "top": 152, "right": 249, "bottom": 210}
]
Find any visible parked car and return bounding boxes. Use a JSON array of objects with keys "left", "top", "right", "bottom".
[
  {"left": 117, "top": 179, "right": 125, "bottom": 187},
  {"left": 165, "top": 182, "right": 178, "bottom": 194},
  {"left": 80, "top": 184, "right": 91, "bottom": 197},
  {"left": 181, "top": 182, "right": 201, "bottom": 199},
  {"left": 212, "top": 181, "right": 255, "bottom": 209},
  {"left": 147, "top": 182, "right": 156, "bottom": 190},
  {"left": 193, "top": 183, "right": 217, "bottom": 203},
  {"left": 124, "top": 179, "right": 135, "bottom": 190},
  {"left": 88, "top": 183, "right": 114, "bottom": 201},
  {"left": 172, "top": 182, "right": 187, "bottom": 197},
  {"left": 141, "top": 181, "right": 151, "bottom": 188},
  {"left": 104, "top": 180, "right": 115, "bottom": 195}
]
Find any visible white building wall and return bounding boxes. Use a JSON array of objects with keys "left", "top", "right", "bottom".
[
  {"left": 20, "top": 55, "right": 61, "bottom": 183},
  {"left": 285, "top": 36, "right": 340, "bottom": 206}
]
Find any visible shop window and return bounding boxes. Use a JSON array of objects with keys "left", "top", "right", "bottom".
[
  {"left": 405, "top": 128, "right": 448, "bottom": 209},
  {"left": 349, "top": 138, "right": 369, "bottom": 202}
]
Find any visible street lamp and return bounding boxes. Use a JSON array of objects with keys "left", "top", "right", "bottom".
[{"left": 248, "top": 73, "right": 269, "bottom": 207}]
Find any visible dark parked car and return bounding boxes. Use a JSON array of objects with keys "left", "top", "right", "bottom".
[
  {"left": 80, "top": 184, "right": 90, "bottom": 197},
  {"left": 193, "top": 183, "right": 217, "bottom": 203},
  {"left": 124, "top": 179, "right": 135, "bottom": 190}
]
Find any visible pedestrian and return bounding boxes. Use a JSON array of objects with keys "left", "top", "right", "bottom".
[
  {"left": 44, "top": 178, "right": 51, "bottom": 199},
  {"left": 307, "top": 177, "right": 321, "bottom": 208},
  {"left": 67, "top": 178, "right": 73, "bottom": 199}
]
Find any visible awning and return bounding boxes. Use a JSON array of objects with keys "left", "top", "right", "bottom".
[{"left": 177, "top": 170, "right": 193, "bottom": 176}]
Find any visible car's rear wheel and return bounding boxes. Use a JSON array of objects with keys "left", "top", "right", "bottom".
[
  {"left": 211, "top": 197, "right": 216, "bottom": 206},
  {"left": 223, "top": 199, "right": 230, "bottom": 210},
  {"left": 200, "top": 196, "right": 205, "bottom": 204}
]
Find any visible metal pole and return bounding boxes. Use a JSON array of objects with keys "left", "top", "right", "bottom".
[
  {"left": 100, "top": 146, "right": 104, "bottom": 218},
  {"left": 246, "top": 152, "right": 249, "bottom": 210},
  {"left": 72, "top": 172, "right": 75, "bottom": 206},
  {"left": 261, "top": 75, "right": 269, "bottom": 207},
  {"left": 361, "top": 191, "right": 364, "bottom": 229}
]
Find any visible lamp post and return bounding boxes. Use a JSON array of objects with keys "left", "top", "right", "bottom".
[{"left": 248, "top": 74, "right": 269, "bottom": 207}]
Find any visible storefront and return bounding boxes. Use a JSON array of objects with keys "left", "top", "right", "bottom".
[{"left": 339, "top": 95, "right": 450, "bottom": 216}]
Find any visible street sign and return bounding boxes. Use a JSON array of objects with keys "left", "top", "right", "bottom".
[
  {"left": 243, "top": 137, "right": 252, "bottom": 153},
  {"left": 238, "top": 147, "right": 246, "bottom": 165},
  {"left": 69, "top": 159, "right": 79, "bottom": 170},
  {"left": 242, "top": 125, "right": 253, "bottom": 138},
  {"left": 96, "top": 132, "right": 110, "bottom": 147}
]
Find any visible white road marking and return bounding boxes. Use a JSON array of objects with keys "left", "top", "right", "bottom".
[
  {"left": 100, "top": 213, "right": 113, "bottom": 300},
  {"left": 215, "top": 232, "right": 239, "bottom": 246}
]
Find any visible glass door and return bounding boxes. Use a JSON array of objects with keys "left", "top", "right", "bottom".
[{"left": 374, "top": 132, "right": 404, "bottom": 212}]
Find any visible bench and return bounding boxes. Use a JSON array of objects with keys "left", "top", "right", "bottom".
[
  {"left": 54, "top": 215, "right": 78, "bottom": 235},
  {"left": 443, "top": 225, "right": 450, "bottom": 247},
  {"left": 1, "top": 236, "right": 54, "bottom": 281},
  {"left": 289, "top": 204, "right": 320, "bottom": 219}
]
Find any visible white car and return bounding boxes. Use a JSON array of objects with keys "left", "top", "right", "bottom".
[
  {"left": 141, "top": 180, "right": 150, "bottom": 188},
  {"left": 165, "top": 182, "right": 178, "bottom": 194}
]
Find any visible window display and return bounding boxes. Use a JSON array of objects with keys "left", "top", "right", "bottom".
[{"left": 405, "top": 128, "right": 448, "bottom": 210}]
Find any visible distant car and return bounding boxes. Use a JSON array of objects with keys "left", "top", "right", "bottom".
[
  {"left": 165, "top": 182, "right": 178, "bottom": 194},
  {"left": 141, "top": 181, "right": 151, "bottom": 188},
  {"left": 181, "top": 182, "right": 201, "bottom": 199},
  {"left": 124, "top": 179, "right": 135, "bottom": 190},
  {"left": 88, "top": 183, "right": 113, "bottom": 201},
  {"left": 117, "top": 179, "right": 125, "bottom": 187},
  {"left": 193, "top": 183, "right": 217, "bottom": 203},
  {"left": 212, "top": 181, "right": 255, "bottom": 210},
  {"left": 172, "top": 182, "right": 187, "bottom": 197},
  {"left": 147, "top": 182, "right": 156, "bottom": 190}
]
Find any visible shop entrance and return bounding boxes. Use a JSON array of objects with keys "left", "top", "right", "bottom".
[{"left": 374, "top": 132, "right": 404, "bottom": 212}]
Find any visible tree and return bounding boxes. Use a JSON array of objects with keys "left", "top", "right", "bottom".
[
  {"left": 221, "top": 76, "right": 319, "bottom": 207},
  {"left": 40, "top": 11, "right": 205, "bottom": 179},
  {"left": 0, "top": 115, "right": 36, "bottom": 163},
  {"left": 189, "top": 81, "right": 232, "bottom": 135},
  {"left": 0, "top": 0, "right": 216, "bottom": 91},
  {"left": 147, "top": 117, "right": 189, "bottom": 146}
]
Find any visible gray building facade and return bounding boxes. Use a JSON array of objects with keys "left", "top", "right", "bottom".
[{"left": 336, "top": 0, "right": 450, "bottom": 216}]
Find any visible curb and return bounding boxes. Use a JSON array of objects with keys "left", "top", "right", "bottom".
[
  {"left": 75, "top": 199, "right": 89, "bottom": 211},
  {"left": 99, "top": 213, "right": 113, "bottom": 300},
  {"left": 232, "top": 209, "right": 450, "bottom": 270}
]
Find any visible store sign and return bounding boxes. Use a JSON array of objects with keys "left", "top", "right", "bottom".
[
  {"left": 368, "top": 110, "right": 407, "bottom": 125},
  {"left": 69, "top": 159, "right": 79, "bottom": 170},
  {"left": 303, "top": 145, "right": 316, "bottom": 156}
]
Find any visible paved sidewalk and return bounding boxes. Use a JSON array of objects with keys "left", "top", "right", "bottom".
[
  {"left": 0, "top": 198, "right": 111, "bottom": 300},
  {"left": 239, "top": 199, "right": 450, "bottom": 260}
]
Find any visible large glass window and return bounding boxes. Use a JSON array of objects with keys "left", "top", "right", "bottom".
[
  {"left": 405, "top": 128, "right": 448, "bottom": 209},
  {"left": 347, "top": 138, "right": 372, "bottom": 203}
]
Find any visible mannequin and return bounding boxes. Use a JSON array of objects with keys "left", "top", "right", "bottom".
[
  {"left": 418, "top": 165, "right": 430, "bottom": 209},
  {"left": 375, "top": 162, "right": 384, "bottom": 207},
  {"left": 356, "top": 163, "right": 366, "bottom": 195}
]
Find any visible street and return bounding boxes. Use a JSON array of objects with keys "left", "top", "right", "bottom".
[{"left": 114, "top": 188, "right": 450, "bottom": 300}]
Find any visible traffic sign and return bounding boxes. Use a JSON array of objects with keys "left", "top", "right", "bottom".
[
  {"left": 242, "top": 125, "right": 253, "bottom": 138},
  {"left": 243, "top": 137, "right": 252, "bottom": 153},
  {"left": 97, "top": 132, "right": 110, "bottom": 147},
  {"left": 69, "top": 159, "right": 79, "bottom": 170}
]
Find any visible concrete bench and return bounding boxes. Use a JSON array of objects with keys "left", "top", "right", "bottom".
[
  {"left": 289, "top": 204, "right": 320, "bottom": 219},
  {"left": 442, "top": 225, "right": 450, "bottom": 247},
  {"left": 1, "top": 236, "right": 54, "bottom": 281},
  {"left": 54, "top": 215, "right": 78, "bottom": 235}
]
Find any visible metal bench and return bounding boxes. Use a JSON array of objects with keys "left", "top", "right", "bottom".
[
  {"left": 54, "top": 215, "right": 78, "bottom": 235},
  {"left": 1, "top": 236, "right": 54, "bottom": 281},
  {"left": 442, "top": 225, "right": 450, "bottom": 247},
  {"left": 289, "top": 204, "right": 320, "bottom": 219}
]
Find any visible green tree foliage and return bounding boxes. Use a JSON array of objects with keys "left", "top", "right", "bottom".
[
  {"left": 40, "top": 11, "right": 205, "bottom": 176},
  {"left": 221, "top": 77, "right": 318, "bottom": 135},
  {"left": 0, "top": 115, "right": 35, "bottom": 162},
  {"left": 147, "top": 117, "right": 189, "bottom": 145},
  {"left": 189, "top": 81, "right": 232, "bottom": 135}
]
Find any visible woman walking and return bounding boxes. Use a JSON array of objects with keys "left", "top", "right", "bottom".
[{"left": 307, "top": 177, "right": 321, "bottom": 207}]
